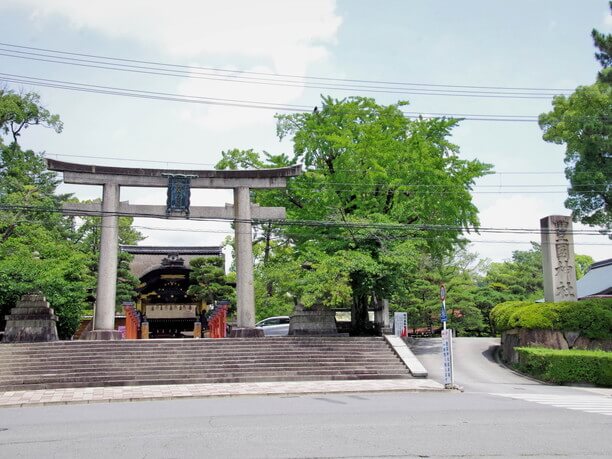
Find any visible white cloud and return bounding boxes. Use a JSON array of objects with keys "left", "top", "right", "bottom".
[
  {"left": 176, "top": 63, "right": 307, "bottom": 131},
  {"left": 605, "top": 9, "right": 612, "bottom": 28},
  {"left": 4, "top": 1, "right": 342, "bottom": 131},
  {"left": 469, "top": 195, "right": 612, "bottom": 263},
  {"left": 6, "top": 0, "right": 342, "bottom": 69}
]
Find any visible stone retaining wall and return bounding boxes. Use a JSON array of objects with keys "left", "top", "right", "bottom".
[{"left": 500, "top": 328, "right": 612, "bottom": 364}]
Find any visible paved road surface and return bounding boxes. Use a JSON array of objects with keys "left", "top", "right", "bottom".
[{"left": 411, "top": 337, "right": 611, "bottom": 396}]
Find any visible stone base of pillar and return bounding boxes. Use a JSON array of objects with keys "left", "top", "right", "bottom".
[
  {"left": 140, "top": 322, "right": 149, "bottom": 340},
  {"left": 229, "top": 327, "right": 265, "bottom": 338},
  {"left": 193, "top": 321, "right": 202, "bottom": 339},
  {"left": 289, "top": 306, "right": 338, "bottom": 336},
  {"left": 82, "top": 330, "right": 123, "bottom": 340}
]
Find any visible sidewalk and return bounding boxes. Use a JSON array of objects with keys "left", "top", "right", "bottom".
[{"left": 0, "top": 378, "right": 445, "bottom": 408}]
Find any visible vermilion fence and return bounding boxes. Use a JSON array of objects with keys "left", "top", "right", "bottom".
[
  {"left": 123, "top": 304, "right": 141, "bottom": 339},
  {"left": 208, "top": 304, "right": 228, "bottom": 338}
]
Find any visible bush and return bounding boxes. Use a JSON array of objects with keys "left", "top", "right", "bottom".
[
  {"left": 515, "top": 347, "right": 612, "bottom": 387},
  {"left": 491, "top": 299, "right": 612, "bottom": 339}
]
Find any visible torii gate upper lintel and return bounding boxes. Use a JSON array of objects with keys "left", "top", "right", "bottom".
[{"left": 47, "top": 159, "right": 302, "bottom": 340}]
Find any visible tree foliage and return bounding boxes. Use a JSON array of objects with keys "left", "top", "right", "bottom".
[
  {"left": 540, "top": 7, "right": 612, "bottom": 234},
  {"left": 0, "top": 89, "right": 143, "bottom": 337},
  {"left": 219, "top": 96, "right": 491, "bottom": 334},
  {"left": 187, "top": 256, "right": 235, "bottom": 307},
  {"left": 592, "top": 1, "right": 612, "bottom": 84},
  {"left": 0, "top": 89, "right": 63, "bottom": 143}
]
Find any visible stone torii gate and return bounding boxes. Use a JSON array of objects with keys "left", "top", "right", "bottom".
[{"left": 47, "top": 159, "right": 301, "bottom": 340}]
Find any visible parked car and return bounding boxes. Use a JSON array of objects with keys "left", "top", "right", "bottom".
[{"left": 255, "top": 316, "right": 291, "bottom": 336}]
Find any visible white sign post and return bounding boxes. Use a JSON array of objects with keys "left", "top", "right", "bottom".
[
  {"left": 441, "top": 328, "right": 454, "bottom": 387},
  {"left": 394, "top": 312, "right": 407, "bottom": 337},
  {"left": 440, "top": 284, "right": 454, "bottom": 388}
]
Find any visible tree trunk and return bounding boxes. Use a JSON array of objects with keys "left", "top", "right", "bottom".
[{"left": 350, "top": 292, "right": 370, "bottom": 336}]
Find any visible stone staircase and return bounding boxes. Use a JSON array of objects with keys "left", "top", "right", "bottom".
[{"left": 0, "top": 337, "right": 412, "bottom": 391}]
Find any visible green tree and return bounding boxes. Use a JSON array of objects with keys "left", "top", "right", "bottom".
[
  {"left": 483, "top": 243, "right": 544, "bottom": 302},
  {"left": 539, "top": 6, "right": 612, "bottom": 235},
  {"left": 220, "top": 96, "right": 491, "bottom": 334},
  {"left": 575, "top": 253, "right": 595, "bottom": 280},
  {"left": 0, "top": 89, "right": 144, "bottom": 336},
  {"left": 394, "top": 250, "right": 487, "bottom": 336},
  {"left": 0, "top": 89, "right": 63, "bottom": 143},
  {"left": 0, "top": 223, "right": 94, "bottom": 338},
  {"left": 187, "top": 256, "right": 235, "bottom": 307},
  {"left": 592, "top": 1, "right": 612, "bottom": 84}
]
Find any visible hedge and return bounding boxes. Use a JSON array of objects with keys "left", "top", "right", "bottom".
[
  {"left": 515, "top": 347, "right": 612, "bottom": 387},
  {"left": 491, "top": 299, "right": 612, "bottom": 339}
]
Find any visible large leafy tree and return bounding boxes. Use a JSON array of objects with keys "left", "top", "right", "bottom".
[
  {"left": 0, "top": 89, "right": 143, "bottom": 336},
  {"left": 539, "top": 5, "right": 612, "bottom": 234},
  {"left": 592, "top": 2, "right": 612, "bottom": 84},
  {"left": 0, "top": 88, "right": 62, "bottom": 143},
  {"left": 0, "top": 89, "right": 93, "bottom": 337},
  {"left": 220, "top": 96, "right": 491, "bottom": 334}
]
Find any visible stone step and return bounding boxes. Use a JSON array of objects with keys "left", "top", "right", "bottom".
[
  {"left": 0, "top": 348, "right": 396, "bottom": 357},
  {"left": 0, "top": 368, "right": 410, "bottom": 382},
  {"left": 0, "top": 340, "right": 387, "bottom": 351},
  {"left": 0, "top": 350, "right": 397, "bottom": 360},
  {"left": 0, "top": 344, "right": 391, "bottom": 354},
  {"left": 0, "top": 367, "right": 409, "bottom": 382},
  {"left": 1, "top": 362, "right": 407, "bottom": 377},
  {"left": 0, "top": 339, "right": 386, "bottom": 354},
  {"left": 0, "top": 372, "right": 411, "bottom": 392},
  {"left": 0, "top": 336, "right": 410, "bottom": 390},
  {"left": 0, "top": 354, "right": 401, "bottom": 363},
  {"left": 0, "top": 360, "right": 403, "bottom": 379}
]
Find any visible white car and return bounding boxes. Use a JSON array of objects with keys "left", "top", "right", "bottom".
[{"left": 256, "top": 316, "right": 291, "bottom": 336}]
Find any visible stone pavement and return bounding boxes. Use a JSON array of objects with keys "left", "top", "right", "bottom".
[{"left": 0, "top": 378, "right": 445, "bottom": 408}]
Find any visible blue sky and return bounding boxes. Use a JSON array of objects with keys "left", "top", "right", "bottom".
[{"left": 0, "top": 0, "right": 610, "bottom": 263}]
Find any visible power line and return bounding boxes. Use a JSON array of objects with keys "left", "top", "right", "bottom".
[
  {"left": 1, "top": 72, "right": 541, "bottom": 122},
  {"left": 0, "top": 50, "right": 561, "bottom": 99},
  {"left": 0, "top": 41, "right": 576, "bottom": 94},
  {"left": 2, "top": 204, "right": 608, "bottom": 236},
  {"left": 130, "top": 226, "right": 611, "bottom": 246}
]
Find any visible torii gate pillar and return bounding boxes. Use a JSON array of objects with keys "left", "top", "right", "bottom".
[
  {"left": 234, "top": 186, "right": 255, "bottom": 328},
  {"left": 92, "top": 183, "right": 121, "bottom": 339}
]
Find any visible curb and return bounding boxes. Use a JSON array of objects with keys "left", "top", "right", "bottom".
[
  {"left": 0, "top": 379, "right": 446, "bottom": 408},
  {"left": 384, "top": 335, "right": 429, "bottom": 377}
]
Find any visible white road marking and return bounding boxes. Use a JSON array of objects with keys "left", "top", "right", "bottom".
[{"left": 492, "top": 393, "right": 612, "bottom": 416}]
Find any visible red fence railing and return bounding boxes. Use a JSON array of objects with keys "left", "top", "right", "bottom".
[
  {"left": 208, "top": 303, "right": 228, "bottom": 338},
  {"left": 123, "top": 303, "right": 141, "bottom": 339}
]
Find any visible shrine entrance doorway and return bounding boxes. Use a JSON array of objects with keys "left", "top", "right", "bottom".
[{"left": 123, "top": 246, "right": 222, "bottom": 338}]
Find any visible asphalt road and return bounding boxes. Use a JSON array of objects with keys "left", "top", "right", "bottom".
[
  {"left": 0, "top": 338, "right": 610, "bottom": 458},
  {"left": 411, "top": 337, "right": 543, "bottom": 393}
]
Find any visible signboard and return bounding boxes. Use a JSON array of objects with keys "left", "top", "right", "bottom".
[
  {"left": 440, "top": 284, "right": 447, "bottom": 324},
  {"left": 394, "top": 312, "right": 408, "bottom": 337},
  {"left": 145, "top": 303, "right": 198, "bottom": 319},
  {"left": 165, "top": 174, "right": 193, "bottom": 216},
  {"left": 440, "top": 305, "right": 447, "bottom": 323},
  {"left": 441, "top": 328, "right": 454, "bottom": 386}
]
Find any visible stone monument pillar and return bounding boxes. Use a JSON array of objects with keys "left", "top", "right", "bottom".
[
  {"left": 540, "top": 215, "right": 577, "bottom": 303},
  {"left": 374, "top": 298, "right": 390, "bottom": 330},
  {"left": 2, "top": 293, "right": 59, "bottom": 342}
]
